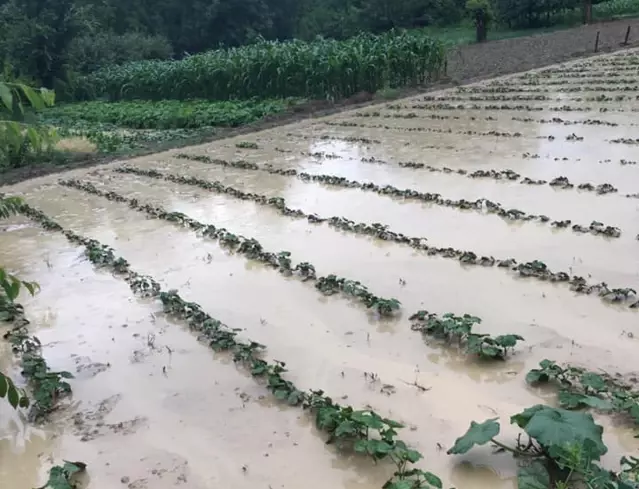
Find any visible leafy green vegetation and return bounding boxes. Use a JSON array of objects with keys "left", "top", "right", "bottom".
[
  {"left": 19, "top": 202, "right": 441, "bottom": 489},
  {"left": 527, "top": 359, "right": 639, "bottom": 423},
  {"left": 409, "top": 311, "right": 523, "bottom": 359},
  {"left": 74, "top": 31, "right": 445, "bottom": 101},
  {"left": 0, "top": 80, "right": 57, "bottom": 170},
  {"left": 41, "top": 99, "right": 301, "bottom": 130},
  {"left": 449, "top": 405, "right": 639, "bottom": 488}
]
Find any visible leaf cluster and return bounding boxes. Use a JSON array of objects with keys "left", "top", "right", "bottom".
[
  {"left": 409, "top": 311, "right": 523, "bottom": 359},
  {"left": 527, "top": 360, "right": 639, "bottom": 424}
]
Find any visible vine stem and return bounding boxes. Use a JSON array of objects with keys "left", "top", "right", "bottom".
[{"left": 491, "top": 438, "right": 543, "bottom": 458}]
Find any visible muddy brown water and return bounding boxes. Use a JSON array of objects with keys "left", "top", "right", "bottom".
[{"left": 2, "top": 50, "right": 639, "bottom": 488}]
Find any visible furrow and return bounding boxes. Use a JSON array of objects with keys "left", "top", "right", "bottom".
[
  {"left": 114, "top": 164, "right": 639, "bottom": 310},
  {"left": 17, "top": 202, "right": 440, "bottom": 489},
  {"left": 174, "top": 153, "right": 624, "bottom": 239},
  {"left": 57, "top": 178, "right": 402, "bottom": 318}
]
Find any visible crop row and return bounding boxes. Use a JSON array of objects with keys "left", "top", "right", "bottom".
[
  {"left": 527, "top": 359, "right": 639, "bottom": 422},
  {"left": 489, "top": 77, "right": 639, "bottom": 86},
  {"left": 511, "top": 116, "right": 621, "bottom": 127},
  {"left": 349, "top": 156, "right": 625, "bottom": 198},
  {"left": 386, "top": 102, "right": 593, "bottom": 112},
  {"left": 17, "top": 203, "right": 445, "bottom": 489},
  {"left": 285, "top": 133, "right": 381, "bottom": 145},
  {"left": 0, "top": 274, "right": 73, "bottom": 420},
  {"left": 355, "top": 111, "right": 624, "bottom": 128},
  {"left": 522, "top": 71, "right": 639, "bottom": 79},
  {"left": 421, "top": 94, "right": 633, "bottom": 102},
  {"left": 74, "top": 31, "right": 444, "bottom": 102},
  {"left": 321, "top": 120, "right": 528, "bottom": 138},
  {"left": 522, "top": 153, "right": 639, "bottom": 167},
  {"left": 41, "top": 99, "right": 299, "bottom": 130},
  {"left": 122, "top": 161, "right": 638, "bottom": 308},
  {"left": 458, "top": 85, "right": 639, "bottom": 93},
  {"left": 58, "top": 179, "right": 401, "bottom": 317},
  {"left": 175, "top": 154, "right": 624, "bottom": 239}
]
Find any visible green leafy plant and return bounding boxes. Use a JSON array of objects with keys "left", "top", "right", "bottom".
[
  {"left": 410, "top": 311, "right": 523, "bottom": 360},
  {"left": 38, "top": 461, "right": 86, "bottom": 489},
  {"left": 0, "top": 80, "right": 57, "bottom": 169},
  {"left": 449, "top": 405, "right": 638, "bottom": 489},
  {"left": 527, "top": 360, "right": 639, "bottom": 423}
]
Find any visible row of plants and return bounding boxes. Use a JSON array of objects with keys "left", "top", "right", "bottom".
[
  {"left": 526, "top": 359, "right": 639, "bottom": 422},
  {"left": 523, "top": 153, "right": 639, "bottom": 167},
  {"left": 175, "top": 153, "right": 624, "bottom": 239},
  {"left": 489, "top": 77, "right": 639, "bottom": 86},
  {"left": 123, "top": 161, "right": 639, "bottom": 309},
  {"left": 409, "top": 311, "right": 523, "bottom": 360},
  {"left": 17, "top": 201, "right": 443, "bottom": 489},
  {"left": 421, "top": 94, "right": 631, "bottom": 102},
  {"left": 322, "top": 120, "right": 527, "bottom": 138},
  {"left": 41, "top": 99, "right": 302, "bottom": 130},
  {"left": 511, "top": 116, "right": 621, "bottom": 127},
  {"left": 73, "top": 31, "right": 445, "bottom": 102},
  {"left": 58, "top": 178, "right": 401, "bottom": 318},
  {"left": 386, "top": 102, "right": 592, "bottom": 112},
  {"left": 285, "top": 133, "right": 381, "bottom": 145},
  {"left": 0, "top": 269, "right": 73, "bottom": 421},
  {"left": 457, "top": 84, "right": 639, "bottom": 93}
]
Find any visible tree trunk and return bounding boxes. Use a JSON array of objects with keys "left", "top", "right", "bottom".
[
  {"left": 583, "top": 0, "right": 592, "bottom": 24},
  {"left": 476, "top": 14, "right": 487, "bottom": 43}
]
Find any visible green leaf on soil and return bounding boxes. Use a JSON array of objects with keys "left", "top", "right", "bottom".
[{"left": 447, "top": 418, "right": 500, "bottom": 454}]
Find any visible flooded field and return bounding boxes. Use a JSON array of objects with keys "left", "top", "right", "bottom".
[{"left": 2, "top": 49, "right": 639, "bottom": 489}]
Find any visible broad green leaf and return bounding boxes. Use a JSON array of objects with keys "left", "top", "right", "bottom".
[
  {"left": 335, "top": 420, "right": 356, "bottom": 437},
  {"left": 494, "top": 334, "right": 524, "bottom": 347},
  {"left": 422, "top": 471, "right": 443, "bottom": 488},
  {"left": 0, "top": 83, "right": 13, "bottom": 112},
  {"left": 580, "top": 372, "right": 606, "bottom": 392},
  {"left": 526, "top": 370, "right": 548, "bottom": 384},
  {"left": 0, "top": 373, "right": 9, "bottom": 398},
  {"left": 511, "top": 405, "right": 607, "bottom": 461},
  {"left": 517, "top": 462, "right": 550, "bottom": 489},
  {"left": 7, "top": 381, "right": 19, "bottom": 408},
  {"left": 447, "top": 418, "right": 500, "bottom": 454},
  {"left": 20, "top": 85, "right": 46, "bottom": 110}
]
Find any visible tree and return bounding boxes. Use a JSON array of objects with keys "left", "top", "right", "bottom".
[{"left": 466, "top": 0, "right": 492, "bottom": 42}]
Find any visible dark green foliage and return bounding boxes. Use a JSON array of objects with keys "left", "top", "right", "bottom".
[
  {"left": 75, "top": 31, "right": 445, "bottom": 101},
  {"left": 410, "top": 311, "right": 523, "bottom": 359},
  {"left": 39, "top": 461, "right": 86, "bottom": 489},
  {"left": 448, "top": 405, "right": 639, "bottom": 489},
  {"left": 41, "top": 99, "right": 298, "bottom": 130},
  {"left": 526, "top": 359, "right": 639, "bottom": 424}
]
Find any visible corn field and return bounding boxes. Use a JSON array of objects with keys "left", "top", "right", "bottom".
[{"left": 73, "top": 31, "right": 446, "bottom": 101}]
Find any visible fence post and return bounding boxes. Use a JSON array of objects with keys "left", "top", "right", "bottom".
[
  {"left": 623, "top": 25, "right": 631, "bottom": 46},
  {"left": 594, "top": 31, "right": 600, "bottom": 52}
]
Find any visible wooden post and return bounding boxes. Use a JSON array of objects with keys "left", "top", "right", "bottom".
[
  {"left": 623, "top": 25, "right": 631, "bottom": 46},
  {"left": 594, "top": 31, "right": 600, "bottom": 52}
]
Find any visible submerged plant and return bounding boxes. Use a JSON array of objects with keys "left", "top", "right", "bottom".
[{"left": 409, "top": 311, "right": 523, "bottom": 360}]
